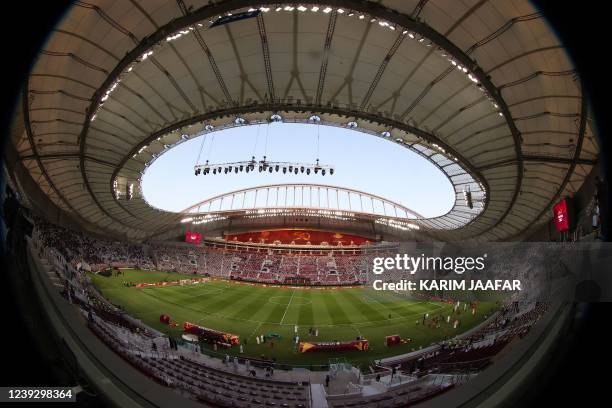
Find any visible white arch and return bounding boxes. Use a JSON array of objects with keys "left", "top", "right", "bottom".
[{"left": 182, "top": 183, "right": 424, "bottom": 220}]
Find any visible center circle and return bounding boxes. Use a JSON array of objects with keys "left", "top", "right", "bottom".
[
  {"left": 268, "top": 296, "right": 312, "bottom": 306},
  {"left": 194, "top": 287, "right": 224, "bottom": 295}
]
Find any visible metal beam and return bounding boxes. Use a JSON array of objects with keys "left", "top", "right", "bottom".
[
  {"left": 256, "top": 13, "right": 275, "bottom": 102},
  {"left": 20, "top": 152, "right": 116, "bottom": 167},
  {"left": 360, "top": 32, "right": 404, "bottom": 110},
  {"left": 315, "top": 9, "right": 337, "bottom": 105},
  {"left": 477, "top": 155, "right": 596, "bottom": 171},
  {"left": 192, "top": 29, "right": 234, "bottom": 105}
]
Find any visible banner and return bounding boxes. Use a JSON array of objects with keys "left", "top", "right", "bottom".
[
  {"left": 183, "top": 322, "right": 240, "bottom": 345},
  {"left": 553, "top": 199, "right": 570, "bottom": 232},
  {"left": 185, "top": 231, "right": 202, "bottom": 244},
  {"left": 385, "top": 335, "right": 401, "bottom": 346},
  {"left": 135, "top": 278, "right": 206, "bottom": 288},
  {"left": 298, "top": 339, "right": 368, "bottom": 353}
]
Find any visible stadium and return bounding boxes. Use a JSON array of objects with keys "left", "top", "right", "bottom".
[{"left": 1, "top": 1, "right": 609, "bottom": 407}]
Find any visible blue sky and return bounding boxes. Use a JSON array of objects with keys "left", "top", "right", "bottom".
[{"left": 141, "top": 123, "right": 455, "bottom": 217}]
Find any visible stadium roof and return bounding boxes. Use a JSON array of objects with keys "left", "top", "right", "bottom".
[{"left": 14, "top": 0, "right": 598, "bottom": 241}]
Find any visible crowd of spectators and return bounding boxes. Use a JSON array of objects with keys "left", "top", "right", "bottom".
[
  {"left": 34, "top": 221, "right": 386, "bottom": 285},
  {"left": 35, "top": 219, "right": 154, "bottom": 270}
]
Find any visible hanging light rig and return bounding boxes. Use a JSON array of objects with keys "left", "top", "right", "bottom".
[
  {"left": 195, "top": 156, "right": 335, "bottom": 176},
  {"left": 194, "top": 114, "right": 334, "bottom": 177},
  {"left": 463, "top": 185, "right": 474, "bottom": 209}
]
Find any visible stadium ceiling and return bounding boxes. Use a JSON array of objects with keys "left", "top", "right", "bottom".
[{"left": 15, "top": 0, "right": 598, "bottom": 242}]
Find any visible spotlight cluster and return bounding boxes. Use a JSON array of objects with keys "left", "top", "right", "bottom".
[
  {"left": 194, "top": 156, "right": 334, "bottom": 176},
  {"left": 463, "top": 186, "right": 474, "bottom": 209}
]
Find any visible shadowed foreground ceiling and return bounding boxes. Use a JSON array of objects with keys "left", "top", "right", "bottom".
[{"left": 14, "top": 0, "right": 598, "bottom": 241}]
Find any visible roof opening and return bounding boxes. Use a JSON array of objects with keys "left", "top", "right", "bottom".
[{"left": 141, "top": 123, "right": 455, "bottom": 217}]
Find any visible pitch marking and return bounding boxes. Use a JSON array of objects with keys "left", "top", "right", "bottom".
[
  {"left": 126, "top": 285, "right": 447, "bottom": 328},
  {"left": 279, "top": 290, "right": 296, "bottom": 325},
  {"left": 268, "top": 296, "right": 311, "bottom": 306}
]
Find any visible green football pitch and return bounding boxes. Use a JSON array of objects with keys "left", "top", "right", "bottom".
[{"left": 90, "top": 269, "right": 499, "bottom": 369}]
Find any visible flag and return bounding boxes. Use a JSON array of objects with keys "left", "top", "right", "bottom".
[{"left": 185, "top": 231, "right": 202, "bottom": 243}]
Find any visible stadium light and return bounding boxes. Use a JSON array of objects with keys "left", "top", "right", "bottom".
[
  {"left": 464, "top": 186, "right": 474, "bottom": 209},
  {"left": 193, "top": 157, "right": 334, "bottom": 177}
]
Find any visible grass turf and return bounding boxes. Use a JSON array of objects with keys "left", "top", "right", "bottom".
[{"left": 90, "top": 269, "right": 499, "bottom": 369}]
